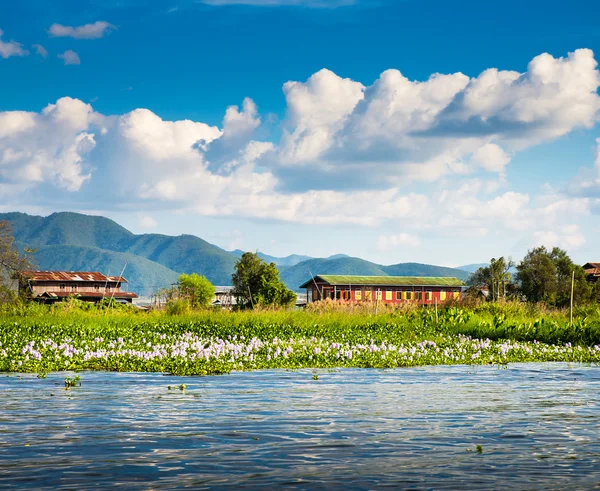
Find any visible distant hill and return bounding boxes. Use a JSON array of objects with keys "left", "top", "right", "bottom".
[
  {"left": 231, "top": 250, "right": 312, "bottom": 267},
  {"left": 1, "top": 211, "right": 473, "bottom": 295},
  {"left": 24, "top": 244, "right": 180, "bottom": 296},
  {"left": 457, "top": 263, "right": 487, "bottom": 273},
  {"left": 1, "top": 212, "right": 234, "bottom": 292}
]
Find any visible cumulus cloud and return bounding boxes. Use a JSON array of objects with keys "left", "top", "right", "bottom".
[
  {"left": 271, "top": 49, "right": 600, "bottom": 189},
  {"left": 138, "top": 214, "right": 158, "bottom": 229},
  {"left": 470, "top": 143, "right": 511, "bottom": 176},
  {"left": 377, "top": 233, "right": 421, "bottom": 251},
  {"left": 58, "top": 50, "right": 81, "bottom": 65},
  {"left": 534, "top": 225, "right": 586, "bottom": 250},
  {"left": 0, "top": 48, "right": 597, "bottom": 248},
  {"left": 49, "top": 21, "right": 115, "bottom": 39},
  {"left": 0, "top": 29, "right": 28, "bottom": 59},
  {"left": 0, "top": 97, "right": 99, "bottom": 191},
  {"left": 32, "top": 44, "right": 48, "bottom": 58}
]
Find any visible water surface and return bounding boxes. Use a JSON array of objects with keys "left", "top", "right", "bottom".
[{"left": 1, "top": 363, "right": 600, "bottom": 489}]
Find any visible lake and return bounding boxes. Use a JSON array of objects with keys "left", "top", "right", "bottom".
[{"left": 1, "top": 363, "right": 600, "bottom": 489}]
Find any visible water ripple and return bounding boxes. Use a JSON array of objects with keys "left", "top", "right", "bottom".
[{"left": 1, "top": 363, "right": 600, "bottom": 489}]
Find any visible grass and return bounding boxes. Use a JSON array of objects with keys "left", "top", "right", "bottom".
[{"left": 1, "top": 300, "right": 600, "bottom": 375}]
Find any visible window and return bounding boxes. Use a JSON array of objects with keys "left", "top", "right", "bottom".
[
  {"left": 106, "top": 285, "right": 111, "bottom": 291},
  {"left": 355, "top": 290, "right": 362, "bottom": 301},
  {"left": 335, "top": 290, "right": 341, "bottom": 300},
  {"left": 453, "top": 291, "right": 460, "bottom": 300},
  {"left": 365, "top": 290, "right": 372, "bottom": 301},
  {"left": 386, "top": 290, "right": 392, "bottom": 301},
  {"left": 426, "top": 291, "right": 432, "bottom": 301},
  {"left": 406, "top": 291, "right": 412, "bottom": 300},
  {"left": 396, "top": 290, "right": 402, "bottom": 301},
  {"left": 415, "top": 291, "right": 422, "bottom": 301},
  {"left": 376, "top": 290, "right": 382, "bottom": 300},
  {"left": 94, "top": 284, "right": 100, "bottom": 291},
  {"left": 70, "top": 284, "right": 77, "bottom": 292},
  {"left": 59, "top": 284, "right": 65, "bottom": 290},
  {"left": 440, "top": 290, "right": 446, "bottom": 301}
]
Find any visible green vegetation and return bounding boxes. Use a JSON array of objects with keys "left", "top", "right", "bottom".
[
  {"left": 232, "top": 252, "right": 297, "bottom": 308},
  {"left": 470, "top": 248, "right": 599, "bottom": 307},
  {"left": 176, "top": 273, "right": 216, "bottom": 308},
  {"left": 516, "top": 247, "right": 595, "bottom": 306},
  {"left": 0, "top": 221, "right": 33, "bottom": 303},
  {"left": 2, "top": 301, "right": 600, "bottom": 376}
]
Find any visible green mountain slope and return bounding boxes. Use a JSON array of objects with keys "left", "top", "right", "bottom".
[
  {"left": 231, "top": 250, "right": 312, "bottom": 267},
  {"left": 1, "top": 212, "right": 236, "bottom": 287},
  {"left": 23, "top": 244, "right": 180, "bottom": 296},
  {"left": 2, "top": 212, "right": 134, "bottom": 249},
  {"left": 1, "top": 211, "right": 472, "bottom": 295}
]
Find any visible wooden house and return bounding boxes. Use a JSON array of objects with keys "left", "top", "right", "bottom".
[
  {"left": 583, "top": 263, "right": 600, "bottom": 282},
  {"left": 21, "top": 271, "right": 138, "bottom": 304},
  {"left": 300, "top": 275, "right": 465, "bottom": 305}
]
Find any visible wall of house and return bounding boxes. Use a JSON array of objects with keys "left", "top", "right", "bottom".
[
  {"left": 309, "top": 284, "right": 462, "bottom": 305},
  {"left": 29, "top": 281, "right": 123, "bottom": 295}
]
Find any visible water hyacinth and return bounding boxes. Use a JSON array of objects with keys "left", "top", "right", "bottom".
[
  {"left": 2, "top": 306, "right": 600, "bottom": 375},
  {"left": 2, "top": 326, "right": 600, "bottom": 375}
]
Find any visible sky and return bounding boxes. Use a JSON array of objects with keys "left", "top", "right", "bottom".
[{"left": 1, "top": 0, "right": 600, "bottom": 267}]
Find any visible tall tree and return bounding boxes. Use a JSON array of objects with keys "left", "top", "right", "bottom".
[
  {"left": 177, "top": 273, "right": 215, "bottom": 308},
  {"left": 0, "top": 221, "right": 34, "bottom": 303},
  {"left": 232, "top": 252, "right": 297, "bottom": 308},
  {"left": 516, "top": 246, "right": 591, "bottom": 306},
  {"left": 469, "top": 257, "right": 514, "bottom": 301}
]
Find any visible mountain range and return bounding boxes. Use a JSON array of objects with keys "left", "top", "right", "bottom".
[{"left": 0, "top": 212, "right": 474, "bottom": 295}]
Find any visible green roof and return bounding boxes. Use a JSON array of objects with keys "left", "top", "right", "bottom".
[{"left": 299, "top": 275, "right": 465, "bottom": 289}]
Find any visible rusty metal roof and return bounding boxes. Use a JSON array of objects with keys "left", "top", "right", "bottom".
[
  {"left": 23, "top": 271, "right": 129, "bottom": 283},
  {"left": 37, "top": 291, "right": 138, "bottom": 299}
]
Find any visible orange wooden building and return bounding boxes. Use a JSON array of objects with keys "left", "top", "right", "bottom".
[{"left": 300, "top": 275, "right": 464, "bottom": 305}]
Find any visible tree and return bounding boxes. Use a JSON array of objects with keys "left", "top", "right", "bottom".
[
  {"left": 516, "top": 246, "right": 592, "bottom": 306},
  {"left": 177, "top": 273, "right": 215, "bottom": 308},
  {"left": 468, "top": 257, "right": 515, "bottom": 301},
  {"left": 0, "top": 221, "right": 34, "bottom": 303},
  {"left": 231, "top": 252, "right": 297, "bottom": 308}
]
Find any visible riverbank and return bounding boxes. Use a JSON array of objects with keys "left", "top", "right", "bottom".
[{"left": 2, "top": 303, "right": 600, "bottom": 375}]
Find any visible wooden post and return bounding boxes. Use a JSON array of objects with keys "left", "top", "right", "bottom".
[
  {"left": 570, "top": 270, "right": 575, "bottom": 328},
  {"left": 248, "top": 285, "right": 254, "bottom": 309},
  {"left": 435, "top": 296, "right": 438, "bottom": 324}
]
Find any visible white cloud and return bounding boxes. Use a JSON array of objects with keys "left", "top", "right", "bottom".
[
  {"left": 470, "top": 143, "right": 511, "bottom": 175},
  {"left": 138, "top": 214, "right": 158, "bottom": 229},
  {"left": 0, "top": 29, "right": 28, "bottom": 59},
  {"left": 271, "top": 49, "right": 600, "bottom": 187},
  {"left": 534, "top": 225, "right": 586, "bottom": 250},
  {"left": 32, "top": 44, "right": 48, "bottom": 58},
  {"left": 0, "top": 48, "right": 597, "bottom": 251},
  {"left": 0, "top": 97, "right": 98, "bottom": 191},
  {"left": 49, "top": 21, "right": 115, "bottom": 39},
  {"left": 58, "top": 50, "right": 81, "bottom": 65},
  {"left": 377, "top": 233, "right": 421, "bottom": 251}
]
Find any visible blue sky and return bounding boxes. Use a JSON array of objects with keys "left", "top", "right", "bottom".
[{"left": 1, "top": 0, "right": 600, "bottom": 267}]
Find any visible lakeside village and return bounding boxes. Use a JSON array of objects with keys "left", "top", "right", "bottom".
[{"left": 15, "top": 259, "right": 600, "bottom": 311}]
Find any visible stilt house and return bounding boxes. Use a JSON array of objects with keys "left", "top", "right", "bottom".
[{"left": 300, "top": 275, "right": 464, "bottom": 305}]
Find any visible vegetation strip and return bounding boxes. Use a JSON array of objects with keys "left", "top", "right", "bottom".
[{"left": 2, "top": 304, "right": 600, "bottom": 375}]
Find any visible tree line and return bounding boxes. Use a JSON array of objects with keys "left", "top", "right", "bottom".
[
  {"left": 468, "top": 247, "right": 599, "bottom": 307},
  {"left": 2, "top": 219, "right": 598, "bottom": 309}
]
